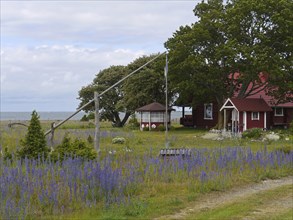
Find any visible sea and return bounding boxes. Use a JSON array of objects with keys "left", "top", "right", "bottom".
[{"left": 0, "top": 111, "right": 189, "bottom": 121}]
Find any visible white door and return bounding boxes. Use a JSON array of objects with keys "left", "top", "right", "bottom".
[{"left": 232, "top": 109, "right": 238, "bottom": 133}]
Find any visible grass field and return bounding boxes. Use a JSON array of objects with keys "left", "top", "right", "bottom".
[{"left": 0, "top": 120, "right": 292, "bottom": 219}]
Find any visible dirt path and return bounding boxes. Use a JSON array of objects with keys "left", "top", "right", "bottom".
[{"left": 155, "top": 176, "right": 293, "bottom": 220}]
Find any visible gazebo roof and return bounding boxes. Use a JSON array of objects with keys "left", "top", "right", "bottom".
[{"left": 136, "top": 102, "right": 174, "bottom": 112}]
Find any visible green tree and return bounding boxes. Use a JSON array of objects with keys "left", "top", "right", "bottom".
[
  {"left": 122, "top": 54, "right": 173, "bottom": 111},
  {"left": 18, "top": 110, "right": 49, "bottom": 159},
  {"left": 78, "top": 65, "right": 130, "bottom": 127},
  {"left": 165, "top": 0, "right": 292, "bottom": 128},
  {"left": 78, "top": 54, "right": 170, "bottom": 127}
]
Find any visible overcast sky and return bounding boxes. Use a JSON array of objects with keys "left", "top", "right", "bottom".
[{"left": 1, "top": 0, "right": 200, "bottom": 112}]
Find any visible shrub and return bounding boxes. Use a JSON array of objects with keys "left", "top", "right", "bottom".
[
  {"left": 128, "top": 114, "right": 140, "bottom": 129},
  {"left": 112, "top": 137, "right": 126, "bottom": 144},
  {"left": 80, "top": 115, "right": 89, "bottom": 121},
  {"left": 242, "top": 128, "right": 263, "bottom": 139},
  {"left": 17, "top": 110, "right": 49, "bottom": 159},
  {"left": 289, "top": 120, "right": 293, "bottom": 133},
  {"left": 80, "top": 112, "right": 95, "bottom": 122},
  {"left": 156, "top": 124, "right": 165, "bottom": 131},
  {"left": 50, "top": 134, "right": 97, "bottom": 161},
  {"left": 87, "top": 112, "right": 95, "bottom": 120},
  {"left": 87, "top": 135, "right": 94, "bottom": 144},
  {"left": 2, "top": 147, "right": 12, "bottom": 161}
]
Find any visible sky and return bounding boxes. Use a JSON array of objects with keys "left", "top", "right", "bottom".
[{"left": 1, "top": 0, "right": 200, "bottom": 112}]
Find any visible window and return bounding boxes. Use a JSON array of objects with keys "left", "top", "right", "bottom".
[
  {"left": 204, "top": 103, "right": 213, "bottom": 120},
  {"left": 150, "top": 112, "right": 165, "bottom": 122},
  {"left": 141, "top": 112, "right": 150, "bottom": 122},
  {"left": 274, "top": 108, "right": 283, "bottom": 116},
  {"left": 251, "top": 112, "right": 259, "bottom": 120}
]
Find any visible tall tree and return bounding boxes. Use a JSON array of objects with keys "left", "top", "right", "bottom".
[
  {"left": 78, "top": 65, "right": 130, "bottom": 127},
  {"left": 122, "top": 54, "right": 173, "bottom": 111},
  {"left": 165, "top": 0, "right": 292, "bottom": 128},
  {"left": 78, "top": 54, "right": 171, "bottom": 127},
  {"left": 18, "top": 110, "right": 49, "bottom": 159}
]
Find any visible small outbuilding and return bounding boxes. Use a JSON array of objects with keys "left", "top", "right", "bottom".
[
  {"left": 136, "top": 102, "right": 174, "bottom": 130},
  {"left": 220, "top": 98, "right": 272, "bottom": 133}
]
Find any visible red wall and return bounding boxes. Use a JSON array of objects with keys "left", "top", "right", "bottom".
[
  {"left": 246, "top": 112, "right": 265, "bottom": 129},
  {"left": 286, "top": 108, "right": 293, "bottom": 127},
  {"left": 270, "top": 108, "right": 293, "bottom": 127},
  {"left": 192, "top": 103, "right": 219, "bottom": 129}
]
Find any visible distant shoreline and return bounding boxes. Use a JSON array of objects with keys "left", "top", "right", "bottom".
[
  {"left": 0, "top": 112, "right": 85, "bottom": 121},
  {"left": 0, "top": 111, "right": 190, "bottom": 121}
]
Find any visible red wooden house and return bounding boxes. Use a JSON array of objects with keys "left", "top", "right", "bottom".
[
  {"left": 220, "top": 98, "right": 272, "bottom": 132},
  {"left": 180, "top": 91, "right": 293, "bottom": 132}
]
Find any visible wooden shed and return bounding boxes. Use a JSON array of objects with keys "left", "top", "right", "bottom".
[
  {"left": 220, "top": 98, "right": 272, "bottom": 132},
  {"left": 136, "top": 102, "right": 174, "bottom": 130}
]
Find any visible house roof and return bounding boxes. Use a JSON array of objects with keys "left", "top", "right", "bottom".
[
  {"left": 136, "top": 102, "right": 174, "bottom": 112},
  {"left": 246, "top": 89, "right": 293, "bottom": 108},
  {"left": 221, "top": 98, "right": 272, "bottom": 112},
  {"left": 230, "top": 73, "right": 293, "bottom": 108}
]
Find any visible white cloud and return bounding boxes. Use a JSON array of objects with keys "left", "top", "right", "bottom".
[
  {"left": 1, "top": 44, "right": 148, "bottom": 111},
  {"left": 1, "top": 1, "right": 200, "bottom": 111}
]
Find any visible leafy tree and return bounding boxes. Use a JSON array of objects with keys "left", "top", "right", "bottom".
[
  {"left": 122, "top": 54, "right": 173, "bottom": 111},
  {"left": 165, "top": 0, "right": 292, "bottom": 128},
  {"left": 18, "top": 110, "right": 49, "bottom": 159},
  {"left": 78, "top": 54, "right": 170, "bottom": 127},
  {"left": 78, "top": 65, "right": 130, "bottom": 127}
]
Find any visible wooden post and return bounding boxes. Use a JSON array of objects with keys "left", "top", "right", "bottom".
[
  {"left": 223, "top": 109, "right": 226, "bottom": 131},
  {"left": 50, "top": 122, "right": 55, "bottom": 147},
  {"left": 94, "top": 92, "right": 100, "bottom": 152}
]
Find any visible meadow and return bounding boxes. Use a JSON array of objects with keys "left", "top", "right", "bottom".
[{"left": 0, "top": 120, "right": 292, "bottom": 219}]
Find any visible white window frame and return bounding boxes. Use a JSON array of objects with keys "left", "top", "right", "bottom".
[
  {"left": 204, "top": 103, "right": 213, "bottom": 120},
  {"left": 274, "top": 107, "right": 284, "bottom": 116},
  {"left": 251, "top": 112, "right": 259, "bottom": 120}
]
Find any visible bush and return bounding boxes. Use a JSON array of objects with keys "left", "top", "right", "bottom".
[
  {"left": 87, "top": 135, "right": 94, "bottom": 144},
  {"left": 2, "top": 147, "right": 13, "bottom": 161},
  {"left": 80, "top": 112, "right": 95, "bottom": 122},
  {"left": 156, "top": 125, "right": 165, "bottom": 131},
  {"left": 112, "top": 137, "right": 126, "bottom": 144},
  {"left": 289, "top": 120, "right": 293, "bottom": 133},
  {"left": 242, "top": 128, "right": 263, "bottom": 139},
  {"left": 88, "top": 112, "right": 95, "bottom": 120},
  {"left": 128, "top": 114, "right": 140, "bottom": 129},
  {"left": 50, "top": 134, "right": 97, "bottom": 161},
  {"left": 80, "top": 115, "right": 89, "bottom": 121},
  {"left": 17, "top": 110, "right": 49, "bottom": 159}
]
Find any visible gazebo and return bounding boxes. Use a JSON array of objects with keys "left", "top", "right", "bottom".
[{"left": 136, "top": 102, "right": 174, "bottom": 131}]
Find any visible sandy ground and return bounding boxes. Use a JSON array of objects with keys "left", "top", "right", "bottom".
[{"left": 155, "top": 176, "right": 293, "bottom": 220}]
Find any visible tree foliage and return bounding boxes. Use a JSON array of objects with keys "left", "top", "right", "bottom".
[
  {"left": 78, "top": 65, "right": 130, "bottom": 127},
  {"left": 17, "top": 110, "right": 49, "bottom": 159},
  {"left": 165, "top": 0, "right": 292, "bottom": 108},
  {"left": 78, "top": 54, "right": 169, "bottom": 127},
  {"left": 122, "top": 54, "right": 173, "bottom": 110}
]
